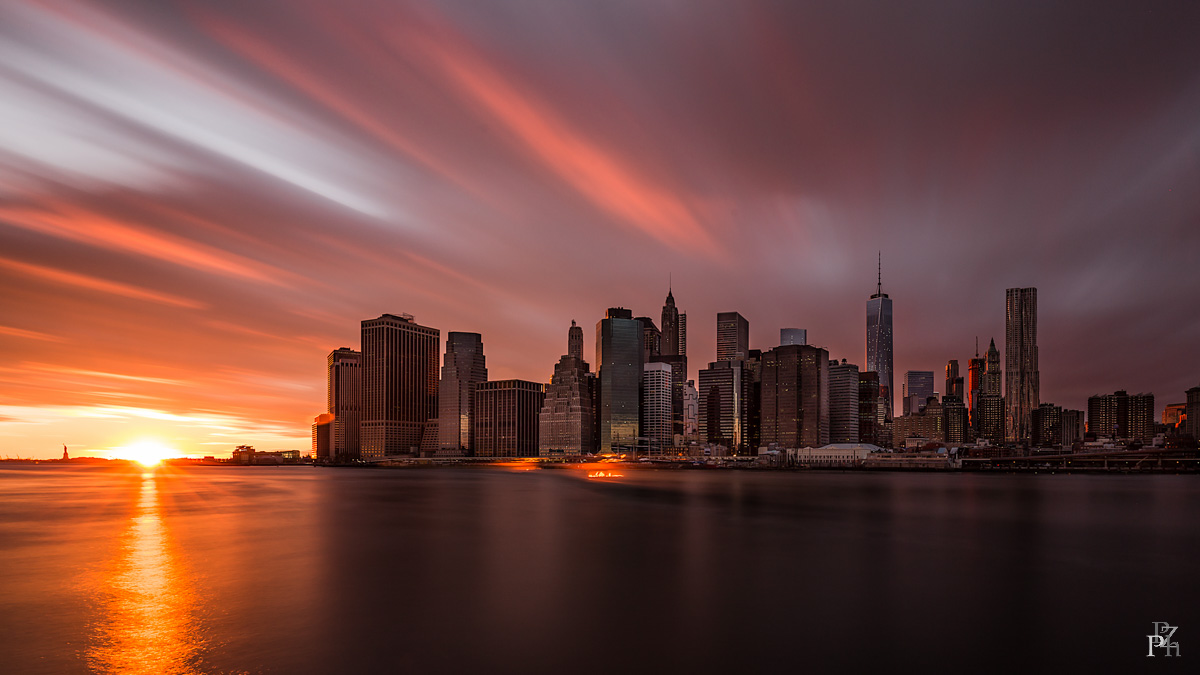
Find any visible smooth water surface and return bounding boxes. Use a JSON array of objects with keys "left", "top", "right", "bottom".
[{"left": 1, "top": 464, "right": 1196, "bottom": 673}]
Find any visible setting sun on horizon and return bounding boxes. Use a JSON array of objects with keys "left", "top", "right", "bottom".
[{"left": 111, "top": 440, "right": 177, "bottom": 467}]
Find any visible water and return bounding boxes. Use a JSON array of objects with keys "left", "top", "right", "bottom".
[{"left": 1, "top": 464, "right": 1196, "bottom": 673}]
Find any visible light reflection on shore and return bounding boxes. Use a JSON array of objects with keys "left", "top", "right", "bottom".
[{"left": 86, "top": 470, "right": 203, "bottom": 674}]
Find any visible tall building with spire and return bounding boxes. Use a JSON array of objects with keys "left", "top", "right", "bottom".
[
  {"left": 661, "top": 286, "right": 686, "bottom": 358},
  {"left": 866, "top": 254, "right": 894, "bottom": 419},
  {"left": 655, "top": 287, "right": 689, "bottom": 442},
  {"left": 437, "top": 332, "right": 487, "bottom": 456},
  {"left": 978, "top": 338, "right": 1004, "bottom": 444},
  {"left": 1005, "top": 288, "right": 1039, "bottom": 443}
]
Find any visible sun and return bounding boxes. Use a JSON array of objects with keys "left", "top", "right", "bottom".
[{"left": 116, "top": 440, "right": 176, "bottom": 467}]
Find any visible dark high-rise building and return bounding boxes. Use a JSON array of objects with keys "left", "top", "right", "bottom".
[
  {"left": 474, "top": 380, "right": 545, "bottom": 458},
  {"left": 716, "top": 311, "right": 749, "bottom": 362},
  {"left": 945, "top": 360, "right": 963, "bottom": 400},
  {"left": 943, "top": 395, "right": 968, "bottom": 444},
  {"left": 866, "top": 256, "right": 894, "bottom": 418},
  {"left": 859, "top": 371, "right": 884, "bottom": 446},
  {"left": 698, "top": 360, "right": 746, "bottom": 449},
  {"left": 1031, "top": 403, "right": 1063, "bottom": 447},
  {"left": 759, "top": 344, "right": 830, "bottom": 449},
  {"left": 326, "top": 347, "right": 361, "bottom": 461},
  {"left": 539, "top": 322, "right": 596, "bottom": 456},
  {"left": 437, "top": 332, "right": 487, "bottom": 456},
  {"left": 636, "top": 316, "right": 662, "bottom": 363},
  {"left": 902, "top": 371, "right": 935, "bottom": 416},
  {"left": 312, "top": 413, "right": 335, "bottom": 461},
  {"left": 568, "top": 320, "right": 584, "bottom": 361},
  {"left": 1185, "top": 386, "right": 1200, "bottom": 440},
  {"left": 829, "top": 359, "right": 860, "bottom": 444},
  {"left": 661, "top": 288, "right": 686, "bottom": 358},
  {"left": 360, "top": 314, "right": 439, "bottom": 459},
  {"left": 1062, "top": 409, "right": 1085, "bottom": 446},
  {"left": 978, "top": 394, "right": 1005, "bottom": 445},
  {"left": 1087, "top": 390, "right": 1155, "bottom": 443},
  {"left": 597, "top": 308, "right": 643, "bottom": 453},
  {"left": 1005, "top": 288, "right": 1039, "bottom": 443}
]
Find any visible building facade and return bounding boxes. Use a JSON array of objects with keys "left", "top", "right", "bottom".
[
  {"left": 437, "top": 332, "right": 487, "bottom": 456},
  {"left": 642, "top": 362, "right": 673, "bottom": 453},
  {"left": 716, "top": 311, "right": 749, "bottom": 362},
  {"left": 1005, "top": 287, "right": 1040, "bottom": 443},
  {"left": 474, "top": 380, "right": 545, "bottom": 458},
  {"left": 360, "top": 314, "right": 440, "bottom": 459}
]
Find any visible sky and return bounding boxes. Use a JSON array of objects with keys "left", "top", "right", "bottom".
[{"left": 1, "top": 0, "right": 1198, "bottom": 458}]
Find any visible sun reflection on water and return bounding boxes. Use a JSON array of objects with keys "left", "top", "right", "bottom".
[{"left": 87, "top": 471, "right": 203, "bottom": 674}]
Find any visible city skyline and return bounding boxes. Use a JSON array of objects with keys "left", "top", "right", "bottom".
[{"left": 2, "top": 1, "right": 1199, "bottom": 458}]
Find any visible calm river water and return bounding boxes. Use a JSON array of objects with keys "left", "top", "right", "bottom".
[{"left": 0, "top": 464, "right": 1196, "bottom": 673}]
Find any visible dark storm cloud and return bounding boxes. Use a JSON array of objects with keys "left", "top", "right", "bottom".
[{"left": 1, "top": 0, "right": 1198, "bottom": 455}]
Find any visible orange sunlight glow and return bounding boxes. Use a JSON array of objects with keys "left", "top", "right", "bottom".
[{"left": 113, "top": 440, "right": 177, "bottom": 467}]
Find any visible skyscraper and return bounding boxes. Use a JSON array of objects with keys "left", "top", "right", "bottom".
[
  {"left": 866, "top": 255, "right": 894, "bottom": 418},
  {"left": 437, "top": 332, "right": 487, "bottom": 456},
  {"left": 474, "top": 380, "right": 545, "bottom": 458},
  {"left": 759, "top": 344, "right": 829, "bottom": 449},
  {"left": 642, "top": 362, "right": 673, "bottom": 453},
  {"left": 1005, "top": 287, "right": 1039, "bottom": 443},
  {"left": 326, "top": 347, "right": 361, "bottom": 461},
  {"left": 597, "top": 308, "right": 643, "bottom": 453},
  {"left": 828, "top": 359, "right": 860, "bottom": 444},
  {"left": 360, "top": 314, "right": 439, "bottom": 459},
  {"left": 902, "top": 370, "right": 935, "bottom": 416},
  {"left": 716, "top": 311, "right": 749, "bottom": 362},
  {"left": 539, "top": 322, "right": 596, "bottom": 456}
]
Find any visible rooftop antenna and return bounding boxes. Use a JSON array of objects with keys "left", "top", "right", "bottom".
[
  {"left": 876, "top": 251, "right": 882, "bottom": 296},
  {"left": 975, "top": 336, "right": 979, "bottom": 358}
]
